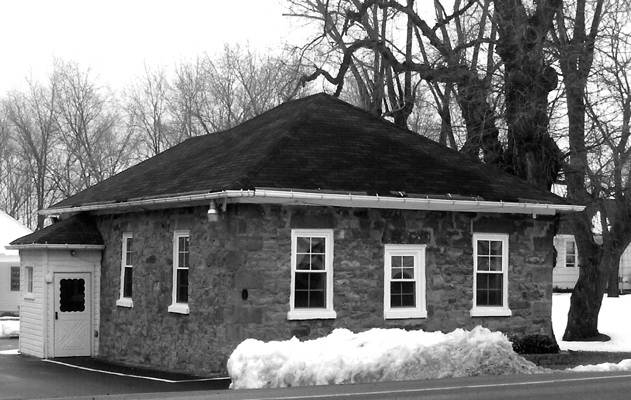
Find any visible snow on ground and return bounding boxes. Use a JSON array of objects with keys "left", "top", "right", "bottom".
[
  {"left": 227, "top": 326, "right": 543, "bottom": 389},
  {"left": 229, "top": 293, "right": 631, "bottom": 389},
  {"left": 553, "top": 293, "right": 631, "bottom": 352},
  {"left": 0, "top": 317, "right": 19, "bottom": 338}
]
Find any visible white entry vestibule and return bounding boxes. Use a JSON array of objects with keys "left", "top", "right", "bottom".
[{"left": 9, "top": 246, "right": 102, "bottom": 358}]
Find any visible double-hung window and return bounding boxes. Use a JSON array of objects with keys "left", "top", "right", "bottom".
[
  {"left": 384, "top": 244, "right": 427, "bottom": 319},
  {"left": 288, "top": 229, "right": 336, "bottom": 320},
  {"left": 116, "top": 233, "right": 134, "bottom": 307},
  {"left": 471, "top": 233, "right": 511, "bottom": 317},
  {"left": 564, "top": 238, "right": 578, "bottom": 269},
  {"left": 168, "top": 230, "right": 190, "bottom": 314},
  {"left": 24, "top": 266, "right": 34, "bottom": 298}
]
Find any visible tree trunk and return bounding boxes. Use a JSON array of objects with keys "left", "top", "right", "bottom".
[
  {"left": 494, "top": 0, "right": 562, "bottom": 191},
  {"left": 563, "top": 211, "right": 609, "bottom": 340}
]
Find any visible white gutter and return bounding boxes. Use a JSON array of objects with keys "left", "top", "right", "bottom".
[
  {"left": 39, "top": 188, "right": 585, "bottom": 216},
  {"left": 5, "top": 244, "right": 105, "bottom": 250}
]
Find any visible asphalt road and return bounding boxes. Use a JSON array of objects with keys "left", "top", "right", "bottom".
[
  {"left": 3, "top": 337, "right": 631, "bottom": 400},
  {"left": 0, "top": 338, "right": 230, "bottom": 399},
  {"left": 115, "top": 371, "right": 631, "bottom": 400}
]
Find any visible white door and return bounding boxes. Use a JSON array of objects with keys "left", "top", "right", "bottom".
[{"left": 53, "top": 273, "right": 92, "bottom": 357}]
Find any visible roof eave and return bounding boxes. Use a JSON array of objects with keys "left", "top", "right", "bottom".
[{"left": 39, "top": 189, "right": 584, "bottom": 217}]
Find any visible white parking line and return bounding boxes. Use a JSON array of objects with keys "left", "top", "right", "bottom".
[
  {"left": 43, "top": 359, "right": 231, "bottom": 384},
  {"left": 0, "top": 349, "right": 19, "bottom": 355}
]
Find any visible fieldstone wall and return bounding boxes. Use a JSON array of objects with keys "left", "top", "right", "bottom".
[{"left": 96, "top": 204, "right": 557, "bottom": 375}]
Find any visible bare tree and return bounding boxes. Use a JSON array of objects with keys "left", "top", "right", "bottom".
[
  {"left": 552, "top": 0, "right": 631, "bottom": 340},
  {"left": 168, "top": 44, "right": 307, "bottom": 137},
  {"left": 124, "top": 63, "right": 174, "bottom": 158},
  {"left": 4, "top": 76, "right": 60, "bottom": 229},
  {"left": 289, "top": 0, "right": 561, "bottom": 191},
  {"left": 0, "top": 108, "right": 32, "bottom": 224},
  {"left": 53, "top": 59, "right": 134, "bottom": 192}
]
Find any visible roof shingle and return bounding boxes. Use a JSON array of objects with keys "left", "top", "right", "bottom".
[{"left": 49, "top": 93, "right": 566, "bottom": 210}]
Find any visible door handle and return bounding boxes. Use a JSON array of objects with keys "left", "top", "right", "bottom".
[{"left": 55, "top": 312, "right": 58, "bottom": 320}]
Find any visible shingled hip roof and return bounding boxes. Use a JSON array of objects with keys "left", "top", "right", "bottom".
[
  {"left": 42, "top": 93, "right": 582, "bottom": 216},
  {"left": 8, "top": 213, "right": 104, "bottom": 249}
]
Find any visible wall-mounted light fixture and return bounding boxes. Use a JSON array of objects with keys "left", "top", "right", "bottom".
[{"left": 207, "top": 200, "right": 220, "bottom": 222}]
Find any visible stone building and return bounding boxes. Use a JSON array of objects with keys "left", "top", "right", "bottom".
[{"left": 9, "top": 93, "right": 582, "bottom": 375}]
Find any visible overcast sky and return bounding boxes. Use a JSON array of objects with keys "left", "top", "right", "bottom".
[{"left": 0, "top": 0, "right": 301, "bottom": 94}]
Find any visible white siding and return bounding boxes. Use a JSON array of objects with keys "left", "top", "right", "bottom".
[
  {"left": 554, "top": 235, "right": 631, "bottom": 292},
  {"left": 18, "top": 248, "right": 101, "bottom": 359},
  {"left": 0, "top": 261, "right": 21, "bottom": 313},
  {"left": 553, "top": 235, "right": 580, "bottom": 290},
  {"left": 620, "top": 245, "right": 631, "bottom": 292},
  {"left": 18, "top": 250, "right": 47, "bottom": 358}
]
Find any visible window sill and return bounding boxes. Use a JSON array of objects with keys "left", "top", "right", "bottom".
[
  {"left": 384, "top": 308, "right": 427, "bottom": 320},
  {"left": 287, "top": 309, "right": 336, "bottom": 320},
  {"left": 23, "top": 293, "right": 35, "bottom": 300},
  {"left": 470, "top": 307, "right": 512, "bottom": 317},
  {"left": 116, "top": 298, "right": 133, "bottom": 308},
  {"left": 168, "top": 303, "right": 190, "bottom": 315}
]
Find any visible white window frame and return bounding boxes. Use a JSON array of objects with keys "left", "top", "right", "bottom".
[
  {"left": 24, "top": 266, "right": 34, "bottom": 299},
  {"left": 470, "top": 233, "right": 512, "bottom": 317},
  {"left": 288, "top": 229, "right": 336, "bottom": 320},
  {"left": 563, "top": 237, "right": 578, "bottom": 269},
  {"left": 383, "top": 244, "right": 427, "bottom": 319},
  {"left": 116, "top": 232, "right": 134, "bottom": 308},
  {"left": 168, "top": 230, "right": 190, "bottom": 315}
]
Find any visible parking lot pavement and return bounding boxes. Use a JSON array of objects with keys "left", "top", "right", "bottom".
[{"left": 0, "top": 338, "right": 231, "bottom": 399}]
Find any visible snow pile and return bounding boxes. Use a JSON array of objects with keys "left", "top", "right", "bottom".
[
  {"left": 568, "top": 359, "right": 631, "bottom": 373},
  {"left": 0, "top": 317, "right": 19, "bottom": 338},
  {"left": 553, "top": 293, "right": 631, "bottom": 352},
  {"left": 227, "top": 326, "right": 542, "bottom": 389}
]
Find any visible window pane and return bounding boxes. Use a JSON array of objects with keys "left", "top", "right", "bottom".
[
  {"left": 308, "top": 290, "right": 325, "bottom": 308},
  {"left": 59, "top": 278, "right": 85, "bottom": 312},
  {"left": 178, "top": 236, "right": 190, "bottom": 268},
  {"left": 308, "top": 272, "right": 325, "bottom": 291},
  {"left": 294, "top": 272, "right": 326, "bottom": 308},
  {"left": 391, "top": 281, "right": 416, "bottom": 308},
  {"left": 478, "top": 240, "right": 490, "bottom": 256},
  {"left": 489, "top": 256, "right": 502, "bottom": 271},
  {"left": 488, "top": 273, "right": 502, "bottom": 290},
  {"left": 297, "top": 237, "right": 310, "bottom": 253},
  {"left": 125, "top": 237, "right": 133, "bottom": 265},
  {"left": 402, "top": 256, "right": 414, "bottom": 268},
  {"left": 123, "top": 267, "right": 133, "bottom": 298},
  {"left": 477, "top": 273, "right": 488, "bottom": 289},
  {"left": 26, "top": 267, "right": 33, "bottom": 293},
  {"left": 295, "top": 272, "right": 310, "bottom": 290},
  {"left": 487, "top": 289, "right": 503, "bottom": 306},
  {"left": 176, "top": 269, "right": 188, "bottom": 303},
  {"left": 311, "top": 237, "right": 325, "bottom": 254},
  {"left": 477, "top": 257, "right": 490, "bottom": 271},
  {"left": 392, "top": 268, "right": 414, "bottom": 280},
  {"left": 295, "top": 289, "right": 309, "bottom": 308},
  {"left": 490, "top": 241, "right": 502, "bottom": 256},
  {"left": 311, "top": 254, "right": 324, "bottom": 270},
  {"left": 476, "top": 273, "right": 503, "bottom": 306},
  {"left": 296, "top": 254, "right": 310, "bottom": 270},
  {"left": 476, "top": 289, "right": 489, "bottom": 306},
  {"left": 392, "top": 256, "right": 403, "bottom": 269}
]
